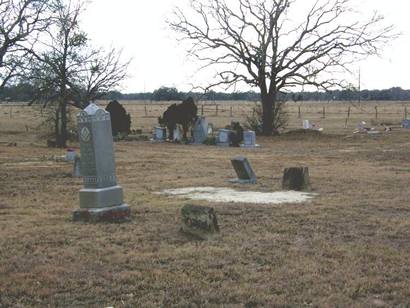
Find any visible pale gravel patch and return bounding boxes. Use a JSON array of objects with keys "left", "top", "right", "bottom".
[{"left": 159, "top": 187, "right": 317, "bottom": 205}]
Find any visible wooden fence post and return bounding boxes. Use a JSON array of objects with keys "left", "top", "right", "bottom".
[
  {"left": 405, "top": 107, "right": 408, "bottom": 119},
  {"left": 347, "top": 106, "right": 351, "bottom": 119},
  {"left": 298, "top": 106, "right": 301, "bottom": 119},
  {"left": 375, "top": 106, "right": 378, "bottom": 120},
  {"left": 322, "top": 106, "right": 326, "bottom": 118},
  {"left": 144, "top": 105, "right": 148, "bottom": 116},
  {"left": 9, "top": 106, "right": 12, "bottom": 119},
  {"left": 216, "top": 104, "right": 218, "bottom": 116},
  {"left": 201, "top": 104, "right": 204, "bottom": 116},
  {"left": 230, "top": 106, "right": 233, "bottom": 117}
]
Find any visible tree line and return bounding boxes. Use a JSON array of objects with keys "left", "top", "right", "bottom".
[
  {"left": 0, "top": 0, "right": 397, "bottom": 144},
  {"left": 3, "top": 85, "right": 410, "bottom": 102}
]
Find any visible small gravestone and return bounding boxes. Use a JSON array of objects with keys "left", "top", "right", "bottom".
[
  {"left": 402, "top": 119, "right": 410, "bottom": 128},
  {"left": 72, "top": 155, "right": 81, "bottom": 178},
  {"left": 230, "top": 156, "right": 257, "bottom": 184},
  {"left": 240, "top": 130, "right": 260, "bottom": 148},
  {"left": 173, "top": 126, "right": 182, "bottom": 142},
  {"left": 192, "top": 117, "right": 208, "bottom": 144},
  {"left": 73, "top": 103, "right": 131, "bottom": 223},
  {"left": 303, "top": 120, "right": 311, "bottom": 130},
  {"left": 282, "top": 167, "right": 311, "bottom": 191},
  {"left": 181, "top": 204, "right": 219, "bottom": 240},
  {"left": 66, "top": 148, "right": 77, "bottom": 162},
  {"left": 217, "top": 129, "right": 231, "bottom": 147},
  {"left": 152, "top": 127, "right": 166, "bottom": 142},
  {"left": 207, "top": 123, "right": 214, "bottom": 135}
]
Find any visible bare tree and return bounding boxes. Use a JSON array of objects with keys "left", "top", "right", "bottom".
[
  {"left": 0, "top": 0, "right": 49, "bottom": 88},
  {"left": 27, "top": 0, "right": 129, "bottom": 147},
  {"left": 170, "top": 0, "right": 396, "bottom": 135}
]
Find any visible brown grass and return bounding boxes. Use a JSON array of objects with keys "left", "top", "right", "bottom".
[{"left": 0, "top": 101, "right": 409, "bottom": 306}]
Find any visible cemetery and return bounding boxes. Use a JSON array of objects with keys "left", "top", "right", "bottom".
[
  {"left": 0, "top": 0, "right": 409, "bottom": 305},
  {"left": 0, "top": 100, "right": 410, "bottom": 306}
]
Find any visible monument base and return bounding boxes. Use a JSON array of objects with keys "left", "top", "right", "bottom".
[
  {"left": 73, "top": 204, "right": 131, "bottom": 223},
  {"left": 240, "top": 144, "right": 261, "bottom": 148},
  {"left": 216, "top": 142, "right": 230, "bottom": 147},
  {"left": 150, "top": 138, "right": 165, "bottom": 143},
  {"left": 79, "top": 185, "right": 123, "bottom": 209},
  {"left": 229, "top": 178, "right": 257, "bottom": 184}
]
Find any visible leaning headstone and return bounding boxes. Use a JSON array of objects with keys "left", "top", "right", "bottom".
[
  {"left": 282, "top": 167, "right": 311, "bottom": 191},
  {"left": 72, "top": 155, "right": 82, "bottom": 178},
  {"left": 181, "top": 204, "right": 220, "bottom": 240},
  {"left": 73, "top": 103, "right": 131, "bottom": 223},
  {"left": 152, "top": 127, "right": 166, "bottom": 142},
  {"left": 192, "top": 117, "right": 209, "bottom": 144},
  {"left": 230, "top": 156, "right": 257, "bottom": 184},
  {"left": 217, "top": 129, "right": 231, "bottom": 147}
]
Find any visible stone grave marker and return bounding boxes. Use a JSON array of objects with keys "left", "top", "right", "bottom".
[
  {"left": 181, "top": 204, "right": 220, "bottom": 240},
  {"left": 192, "top": 117, "right": 209, "bottom": 144},
  {"left": 73, "top": 103, "right": 131, "bottom": 223},
  {"left": 173, "top": 126, "right": 182, "bottom": 142},
  {"left": 72, "top": 155, "right": 81, "bottom": 178},
  {"left": 229, "top": 156, "right": 257, "bottom": 184},
  {"left": 282, "top": 167, "right": 311, "bottom": 191},
  {"left": 402, "top": 119, "right": 410, "bottom": 128},
  {"left": 240, "top": 130, "right": 260, "bottom": 148},
  {"left": 153, "top": 127, "right": 166, "bottom": 142},
  {"left": 217, "top": 129, "right": 231, "bottom": 147},
  {"left": 303, "top": 120, "right": 311, "bottom": 129}
]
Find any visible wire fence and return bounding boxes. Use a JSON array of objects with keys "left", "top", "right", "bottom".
[{"left": 1, "top": 101, "right": 410, "bottom": 134}]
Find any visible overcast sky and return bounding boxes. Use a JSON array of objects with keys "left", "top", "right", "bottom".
[{"left": 81, "top": 0, "right": 410, "bottom": 93}]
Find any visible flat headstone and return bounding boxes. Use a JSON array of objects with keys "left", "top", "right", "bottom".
[
  {"left": 230, "top": 156, "right": 257, "bottom": 184},
  {"left": 181, "top": 204, "right": 220, "bottom": 240},
  {"left": 192, "top": 117, "right": 209, "bottom": 144},
  {"left": 217, "top": 129, "right": 231, "bottom": 147},
  {"left": 73, "top": 103, "right": 130, "bottom": 223},
  {"left": 282, "top": 167, "right": 311, "bottom": 191}
]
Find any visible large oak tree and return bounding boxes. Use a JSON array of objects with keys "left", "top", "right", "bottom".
[{"left": 170, "top": 0, "right": 396, "bottom": 135}]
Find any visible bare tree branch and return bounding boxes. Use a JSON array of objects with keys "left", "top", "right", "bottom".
[{"left": 169, "top": 0, "right": 397, "bottom": 134}]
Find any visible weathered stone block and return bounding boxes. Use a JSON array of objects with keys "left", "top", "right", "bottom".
[
  {"left": 181, "top": 204, "right": 220, "bottom": 240},
  {"left": 73, "top": 204, "right": 131, "bottom": 223},
  {"left": 282, "top": 167, "right": 311, "bottom": 191}
]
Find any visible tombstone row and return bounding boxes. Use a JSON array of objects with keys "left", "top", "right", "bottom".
[
  {"left": 230, "top": 155, "right": 311, "bottom": 191},
  {"left": 153, "top": 117, "right": 259, "bottom": 148}
]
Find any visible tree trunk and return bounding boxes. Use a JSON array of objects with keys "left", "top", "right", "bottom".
[
  {"left": 55, "top": 99, "right": 68, "bottom": 148},
  {"left": 261, "top": 93, "right": 274, "bottom": 136},
  {"left": 60, "top": 100, "right": 68, "bottom": 147}
]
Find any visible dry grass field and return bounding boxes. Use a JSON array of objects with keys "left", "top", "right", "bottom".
[{"left": 0, "top": 100, "right": 410, "bottom": 306}]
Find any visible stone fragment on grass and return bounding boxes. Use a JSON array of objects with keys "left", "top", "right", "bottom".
[
  {"left": 181, "top": 204, "right": 220, "bottom": 240},
  {"left": 282, "top": 167, "right": 311, "bottom": 191}
]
